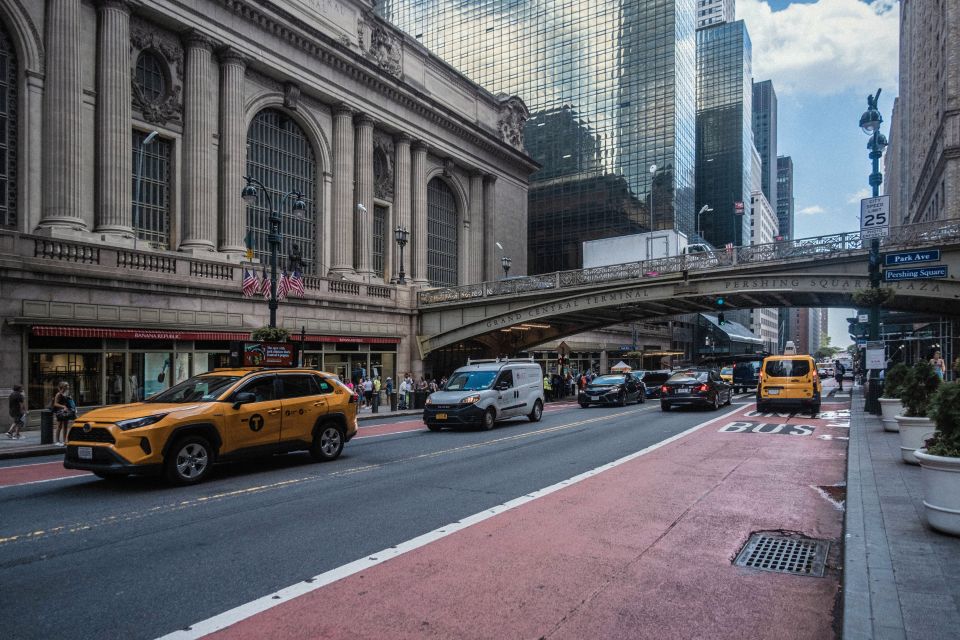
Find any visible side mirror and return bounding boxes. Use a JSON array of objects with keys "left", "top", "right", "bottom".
[
  {"left": 232, "top": 392, "right": 256, "bottom": 410},
  {"left": 497, "top": 381, "right": 510, "bottom": 391}
]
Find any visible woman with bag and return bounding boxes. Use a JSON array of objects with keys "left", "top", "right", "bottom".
[{"left": 51, "top": 381, "right": 76, "bottom": 446}]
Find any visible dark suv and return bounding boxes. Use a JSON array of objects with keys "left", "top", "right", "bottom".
[
  {"left": 732, "top": 361, "right": 762, "bottom": 394},
  {"left": 640, "top": 370, "right": 672, "bottom": 399}
]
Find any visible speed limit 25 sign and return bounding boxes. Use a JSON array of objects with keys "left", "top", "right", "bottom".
[{"left": 860, "top": 195, "right": 890, "bottom": 239}]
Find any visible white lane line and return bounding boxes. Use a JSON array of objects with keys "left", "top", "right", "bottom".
[
  {"left": 157, "top": 403, "right": 744, "bottom": 640},
  {"left": 354, "top": 428, "right": 424, "bottom": 440}
]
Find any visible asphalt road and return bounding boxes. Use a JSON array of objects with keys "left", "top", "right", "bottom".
[{"left": 0, "top": 397, "right": 752, "bottom": 640}]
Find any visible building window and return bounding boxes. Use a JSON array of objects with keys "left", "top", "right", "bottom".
[
  {"left": 131, "top": 130, "right": 172, "bottom": 248},
  {"left": 373, "top": 204, "right": 387, "bottom": 278},
  {"left": 427, "top": 177, "right": 458, "bottom": 286},
  {"left": 134, "top": 51, "right": 167, "bottom": 103},
  {"left": 0, "top": 22, "right": 17, "bottom": 228},
  {"left": 246, "top": 109, "right": 317, "bottom": 273}
]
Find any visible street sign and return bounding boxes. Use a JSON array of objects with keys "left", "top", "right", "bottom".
[
  {"left": 857, "top": 314, "right": 869, "bottom": 323},
  {"left": 884, "top": 265, "right": 948, "bottom": 281},
  {"left": 857, "top": 339, "right": 867, "bottom": 347},
  {"left": 734, "top": 201, "right": 745, "bottom": 215},
  {"left": 860, "top": 195, "right": 890, "bottom": 239},
  {"left": 885, "top": 249, "right": 940, "bottom": 266},
  {"left": 866, "top": 340, "right": 885, "bottom": 370}
]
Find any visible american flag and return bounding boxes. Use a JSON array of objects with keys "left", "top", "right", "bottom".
[
  {"left": 260, "top": 267, "right": 272, "bottom": 300},
  {"left": 276, "top": 271, "right": 289, "bottom": 301},
  {"left": 241, "top": 268, "right": 258, "bottom": 298},
  {"left": 288, "top": 270, "right": 305, "bottom": 298}
]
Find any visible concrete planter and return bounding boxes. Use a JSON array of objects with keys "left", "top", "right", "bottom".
[
  {"left": 895, "top": 415, "right": 936, "bottom": 464},
  {"left": 914, "top": 449, "right": 960, "bottom": 536},
  {"left": 879, "top": 398, "right": 903, "bottom": 432}
]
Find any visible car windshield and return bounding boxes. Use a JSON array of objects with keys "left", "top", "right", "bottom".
[
  {"left": 145, "top": 375, "right": 241, "bottom": 403},
  {"left": 591, "top": 375, "right": 625, "bottom": 385},
  {"left": 765, "top": 360, "right": 811, "bottom": 377},
  {"left": 668, "top": 371, "right": 709, "bottom": 382},
  {"left": 444, "top": 371, "right": 498, "bottom": 391}
]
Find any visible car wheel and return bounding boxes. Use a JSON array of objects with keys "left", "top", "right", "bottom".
[
  {"left": 164, "top": 435, "right": 213, "bottom": 485},
  {"left": 661, "top": 402, "right": 670, "bottom": 412},
  {"left": 811, "top": 403, "right": 821, "bottom": 416},
  {"left": 481, "top": 408, "right": 496, "bottom": 431},
  {"left": 712, "top": 394, "right": 720, "bottom": 411},
  {"left": 426, "top": 423, "right": 442, "bottom": 432},
  {"left": 310, "top": 422, "right": 345, "bottom": 462},
  {"left": 725, "top": 391, "right": 732, "bottom": 406},
  {"left": 639, "top": 391, "right": 646, "bottom": 404},
  {"left": 528, "top": 400, "right": 543, "bottom": 422},
  {"left": 618, "top": 392, "right": 626, "bottom": 407},
  {"left": 580, "top": 403, "right": 589, "bottom": 409}
]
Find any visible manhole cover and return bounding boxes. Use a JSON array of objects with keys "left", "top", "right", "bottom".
[{"left": 734, "top": 533, "right": 829, "bottom": 577}]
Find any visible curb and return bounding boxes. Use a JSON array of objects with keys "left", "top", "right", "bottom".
[{"left": 0, "top": 445, "right": 64, "bottom": 461}]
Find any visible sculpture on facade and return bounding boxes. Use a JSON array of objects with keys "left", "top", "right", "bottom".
[
  {"left": 496, "top": 94, "right": 529, "bottom": 151},
  {"left": 358, "top": 20, "right": 402, "bottom": 79}
]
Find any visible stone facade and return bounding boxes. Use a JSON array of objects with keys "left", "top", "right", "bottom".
[
  {"left": 0, "top": 0, "right": 536, "bottom": 407},
  {"left": 897, "top": 0, "right": 960, "bottom": 224}
]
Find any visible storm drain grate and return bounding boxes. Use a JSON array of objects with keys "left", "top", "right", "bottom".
[{"left": 734, "top": 533, "right": 829, "bottom": 577}]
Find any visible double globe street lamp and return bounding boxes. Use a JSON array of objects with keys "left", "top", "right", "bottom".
[
  {"left": 501, "top": 255, "right": 512, "bottom": 279},
  {"left": 241, "top": 176, "right": 305, "bottom": 328},
  {"left": 394, "top": 225, "right": 409, "bottom": 284}
]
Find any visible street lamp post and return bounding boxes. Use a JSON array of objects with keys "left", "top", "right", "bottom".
[
  {"left": 394, "top": 225, "right": 409, "bottom": 284},
  {"left": 649, "top": 164, "right": 658, "bottom": 230},
  {"left": 696, "top": 204, "right": 713, "bottom": 240},
  {"left": 859, "top": 88, "right": 888, "bottom": 414},
  {"left": 133, "top": 130, "right": 160, "bottom": 250},
  {"left": 501, "top": 255, "right": 512, "bottom": 278},
  {"left": 241, "top": 176, "right": 305, "bottom": 328}
]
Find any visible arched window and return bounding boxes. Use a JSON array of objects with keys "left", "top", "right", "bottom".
[
  {"left": 246, "top": 109, "right": 317, "bottom": 273},
  {"left": 0, "top": 21, "right": 18, "bottom": 228},
  {"left": 134, "top": 51, "right": 166, "bottom": 104},
  {"left": 427, "top": 177, "right": 458, "bottom": 286}
]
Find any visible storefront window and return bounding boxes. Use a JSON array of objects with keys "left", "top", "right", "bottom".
[
  {"left": 28, "top": 353, "right": 102, "bottom": 409},
  {"left": 106, "top": 352, "right": 126, "bottom": 405},
  {"left": 130, "top": 352, "right": 173, "bottom": 401}
]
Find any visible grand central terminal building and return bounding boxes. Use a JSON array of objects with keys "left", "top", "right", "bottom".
[{"left": 0, "top": 0, "right": 536, "bottom": 410}]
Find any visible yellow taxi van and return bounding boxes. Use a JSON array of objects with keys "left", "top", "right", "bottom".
[{"left": 756, "top": 354, "right": 821, "bottom": 415}]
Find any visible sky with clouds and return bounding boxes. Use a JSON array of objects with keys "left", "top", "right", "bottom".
[{"left": 737, "top": 0, "right": 899, "bottom": 346}]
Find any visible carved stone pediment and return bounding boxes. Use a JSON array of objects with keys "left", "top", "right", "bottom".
[
  {"left": 373, "top": 131, "right": 395, "bottom": 202},
  {"left": 358, "top": 19, "right": 403, "bottom": 79},
  {"left": 496, "top": 94, "right": 529, "bottom": 151},
  {"left": 130, "top": 18, "right": 184, "bottom": 126}
]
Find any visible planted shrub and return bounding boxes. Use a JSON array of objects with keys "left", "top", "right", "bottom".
[
  {"left": 851, "top": 287, "right": 895, "bottom": 307},
  {"left": 899, "top": 360, "right": 941, "bottom": 418},
  {"left": 250, "top": 326, "right": 290, "bottom": 342},
  {"left": 927, "top": 383, "right": 960, "bottom": 457},
  {"left": 882, "top": 363, "right": 909, "bottom": 399}
]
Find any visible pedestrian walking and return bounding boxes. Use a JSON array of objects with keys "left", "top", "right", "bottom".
[
  {"left": 833, "top": 360, "right": 845, "bottom": 392},
  {"left": 51, "top": 381, "right": 76, "bottom": 445},
  {"left": 6, "top": 383, "right": 26, "bottom": 440},
  {"left": 372, "top": 376, "right": 382, "bottom": 411},
  {"left": 543, "top": 374, "right": 552, "bottom": 402},
  {"left": 363, "top": 378, "right": 374, "bottom": 408},
  {"left": 930, "top": 350, "right": 946, "bottom": 380}
]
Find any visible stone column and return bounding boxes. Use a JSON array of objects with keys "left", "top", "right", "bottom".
[
  {"left": 39, "top": 0, "right": 85, "bottom": 230},
  {"left": 393, "top": 135, "right": 411, "bottom": 281},
  {"left": 483, "top": 175, "right": 497, "bottom": 281},
  {"left": 180, "top": 31, "right": 217, "bottom": 252},
  {"left": 94, "top": 0, "right": 132, "bottom": 236},
  {"left": 410, "top": 141, "right": 428, "bottom": 286},
  {"left": 329, "top": 104, "right": 355, "bottom": 275},
  {"left": 468, "top": 171, "right": 484, "bottom": 283},
  {"left": 218, "top": 48, "right": 248, "bottom": 255},
  {"left": 353, "top": 114, "right": 375, "bottom": 277}
]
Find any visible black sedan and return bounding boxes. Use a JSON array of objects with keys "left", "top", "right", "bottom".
[
  {"left": 660, "top": 369, "right": 732, "bottom": 411},
  {"left": 579, "top": 373, "right": 646, "bottom": 407}
]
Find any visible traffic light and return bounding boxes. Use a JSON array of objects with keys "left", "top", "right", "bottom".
[{"left": 716, "top": 297, "right": 726, "bottom": 325}]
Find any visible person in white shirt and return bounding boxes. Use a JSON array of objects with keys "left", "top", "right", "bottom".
[{"left": 399, "top": 377, "right": 412, "bottom": 409}]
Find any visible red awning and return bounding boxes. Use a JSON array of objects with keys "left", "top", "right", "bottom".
[{"left": 31, "top": 326, "right": 400, "bottom": 345}]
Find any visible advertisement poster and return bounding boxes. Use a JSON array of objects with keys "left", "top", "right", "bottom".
[{"left": 243, "top": 342, "right": 294, "bottom": 367}]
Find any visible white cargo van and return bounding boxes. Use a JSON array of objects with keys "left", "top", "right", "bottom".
[{"left": 423, "top": 358, "right": 545, "bottom": 431}]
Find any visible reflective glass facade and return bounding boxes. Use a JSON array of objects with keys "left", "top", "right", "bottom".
[
  {"left": 377, "top": 0, "right": 697, "bottom": 274},
  {"left": 695, "top": 20, "right": 752, "bottom": 247},
  {"left": 776, "top": 155, "right": 794, "bottom": 240},
  {"left": 751, "top": 80, "right": 777, "bottom": 210}
]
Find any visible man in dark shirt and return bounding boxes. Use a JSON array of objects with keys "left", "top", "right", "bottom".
[{"left": 6, "top": 384, "right": 26, "bottom": 439}]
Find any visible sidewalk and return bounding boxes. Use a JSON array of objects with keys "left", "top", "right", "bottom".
[{"left": 843, "top": 386, "right": 960, "bottom": 640}]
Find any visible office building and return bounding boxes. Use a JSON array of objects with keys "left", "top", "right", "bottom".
[
  {"left": 752, "top": 80, "right": 778, "bottom": 209},
  {"left": 750, "top": 187, "right": 779, "bottom": 352},
  {"left": 696, "top": 0, "right": 735, "bottom": 29},
  {"left": 696, "top": 20, "right": 753, "bottom": 247},
  {"left": 377, "top": 0, "right": 698, "bottom": 274},
  {"left": 776, "top": 156, "right": 794, "bottom": 240},
  {"left": 0, "top": 0, "right": 535, "bottom": 408}
]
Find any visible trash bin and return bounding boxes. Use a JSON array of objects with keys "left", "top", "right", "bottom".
[
  {"left": 389, "top": 392, "right": 397, "bottom": 412},
  {"left": 40, "top": 409, "right": 54, "bottom": 445},
  {"left": 414, "top": 390, "right": 427, "bottom": 409}
]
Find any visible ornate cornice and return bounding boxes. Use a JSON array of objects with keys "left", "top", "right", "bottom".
[{"left": 96, "top": 0, "right": 132, "bottom": 13}]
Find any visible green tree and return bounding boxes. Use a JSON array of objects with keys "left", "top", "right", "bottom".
[{"left": 814, "top": 334, "right": 842, "bottom": 361}]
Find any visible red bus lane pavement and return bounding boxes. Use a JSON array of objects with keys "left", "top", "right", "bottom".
[
  {"left": 0, "top": 460, "right": 88, "bottom": 487},
  {"left": 171, "top": 400, "right": 851, "bottom": 640}
]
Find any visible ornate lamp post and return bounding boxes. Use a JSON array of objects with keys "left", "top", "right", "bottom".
[
  {"left": 394, "top": 225, "right": 409, "bottom": 284},
  {"left": 501, "top": 255, "right": 512, "bottom": 278},
  {"left": 859, "top": 89, "right": 888, "bottom": 413},
  {"left": 649, "top": 164, "right": 658, "bottom": 230},
  {"left": 696, "top": 204, "right": 713, "bottom": 240},
  {"left": 241, "top": 176, "right": 305, "bottom": 328}
]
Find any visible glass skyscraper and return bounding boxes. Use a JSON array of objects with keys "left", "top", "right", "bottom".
[
  {"left": 776, "top": 155, "right": 794, "bottom": 240},
  {"left": 377, "top": 0, "right": 697, "bottom": 274},
  {"left": 695, "top": 20, "right": 752, "bottom": 247},
  {"left": 751, "top": 79, "right": 777, "bottom": 210}
]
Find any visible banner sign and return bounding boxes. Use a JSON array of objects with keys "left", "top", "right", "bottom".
[{"left": 242, "top": 342, "right": 294, "bottom": 367}]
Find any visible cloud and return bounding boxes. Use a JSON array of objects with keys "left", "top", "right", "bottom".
[
  {"left": 738, "top": 0, "right": 899, "bottom": 96},
  {"left": 847, "top": 188, "right": 871, "bottom": 204},
  {"left": 799, "top": 205, "right": 826, "bottom": 216}
]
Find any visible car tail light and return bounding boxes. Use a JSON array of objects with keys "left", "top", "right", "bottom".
[
  {"left": 661, "top": 385, "right": 669, "bottom": 394},
  {"left": 698, "top": 383, "right": 710, "bottom": 392},
  {"left": 348, "top": 393, "right": 357, "bottom": 404}
]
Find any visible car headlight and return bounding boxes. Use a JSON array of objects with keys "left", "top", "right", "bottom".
[
  {"left": 461, "top": 394, "right": 481, "bottom": 404},
  {"left": 115, "top": 414, "right": 167, "bottom": 431},
  {"left": 425, "top": 397, "right": 433, "bottom": 405}
]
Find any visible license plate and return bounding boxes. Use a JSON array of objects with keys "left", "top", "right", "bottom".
[
  {"left": 676, "top": 388, "right": 690, "bottom": 394},
  {"left": 590, "top": 396, "right": 599, "bottom": 401},
  {"left": 78, "top": 446, "right": 93, "bottom": 460},
  {"left": 435, "top": 413, "right": 447, "bottom": 420},
  {"left": 767, "top": 389, "right": 780, "bottom": 396}
]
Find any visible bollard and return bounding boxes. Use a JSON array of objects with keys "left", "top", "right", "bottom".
[
  {"left": 40, "top": 409, "right": 54, "bottom": 445},
  {"left": 372, "top": 392, "right": 380, "bottom": 413},
  {"left": 389, "top": 392, "right": 397, "bottom": 412}
]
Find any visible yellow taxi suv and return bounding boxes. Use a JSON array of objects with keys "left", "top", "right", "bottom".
[
  {"left": 64, "top": 368, "right": 358, "bottom": 485},
  {"left": 756, "top": 355, "right": 822, "bottom": 416},
  {"left": 719, "top": 366, "right": 734, "bottom": 384}
]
